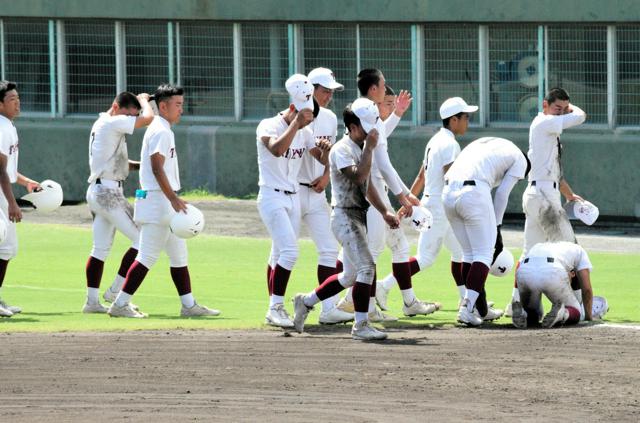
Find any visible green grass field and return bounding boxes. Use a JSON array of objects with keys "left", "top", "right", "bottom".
[{"left": 1, "top": 223, "right": 637, "bottom": 332}]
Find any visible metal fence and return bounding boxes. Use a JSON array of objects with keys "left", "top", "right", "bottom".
[{"left": 1, "top": 18, "right": 639, "bottom": 127}]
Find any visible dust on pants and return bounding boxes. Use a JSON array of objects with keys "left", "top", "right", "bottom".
[{"left": 331, "top": 207, "right": 375, "bottom": 286}]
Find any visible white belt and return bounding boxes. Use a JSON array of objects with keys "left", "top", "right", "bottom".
[{"left": 94, "top": 178, "right": 123, "bottom": 189}]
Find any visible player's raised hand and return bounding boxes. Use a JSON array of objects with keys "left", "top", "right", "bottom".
[
  {"left": 315, "top": 137, "right": 332, "bottom": 152},
  {"left": 137, "top": 93, "right": 150, "bottom": 102},
  {"left": 383, "top": 211, "right": 400, "bottom": 229},
  {"left": 295, "top": 108, "right": 314, "bottom": 128},
  {"left": 394, "top": 90, "right": 413, "bottom": 117},
  {"left": 364, "top": 128, "right": 379, "bottom": 149}
]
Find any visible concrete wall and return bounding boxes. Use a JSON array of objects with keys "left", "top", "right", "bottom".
[{"left": 13, "top": 117, "right": 640, "bottom": 220}]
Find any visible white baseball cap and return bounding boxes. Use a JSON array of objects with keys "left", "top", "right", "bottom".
[
  {"left": 285, "top": 74, "right": 314, "bottom": 111},
  {"left": 351, "top": 98, "right": 380, "bottom": 133},
  {"left": 439, "top": 97, "right": 479, "bottom": 119},
  {"left": 563, "top": 200, "right": 600, "bottom": 226},
  {"left": 307, "top": 67, "right": 344, "bottom": 91}
]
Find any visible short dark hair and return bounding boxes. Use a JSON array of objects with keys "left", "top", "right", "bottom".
[
  {"left": 0, "top": 81, "right": 17, "bottom": 102},
  {"left": 442, "top": 112, "right": 465, "bottom": 129},
  {"left": 545, "top": 88, "right": 570, "bottom": 104},
  {"left": 357, "top": 69, "right": 382, "bottom": 97},
  {"left": 114, "top": 92, "right": 141, "bottom": 110},
  {"left": 343, "top": 103, "right": 361, "bottom": 131},
  {"left": 384, "top": 85, "right": 396, "bottom": 96},
  {"left": 153, "top": 83, "right": 184, "bottom": 104}
]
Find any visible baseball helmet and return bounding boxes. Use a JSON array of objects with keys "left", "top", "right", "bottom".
[
  {"left": 592, "top": 296, "right": 609, "bottom": 320},
  {"left": 21, "top": 180, "right": 63, "bottom": 212},
  {"left": 407, "top": 206, "right": 433, "bottom": 232},
  {"left": 170, "top": 204, "right": 205, "bottom": 239},
  {"left": 490, "top": 249, "right": 514, "bottom": 277}
]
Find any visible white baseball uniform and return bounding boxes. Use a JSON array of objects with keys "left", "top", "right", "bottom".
[
  {"left": 134, "top": 115, "right": 187, "bottom": 269},
  {"left": 86, "top": 113, "right": 140, "bottom": 261},
  {"left": 516, "top": 241, "right": 592, "bottom": 319},
  {"left": 297, "top": 107, "right": 339, "bottom": 268},
  {"left": 443, "top": 137, "right": 528, "bottom": 267},
  {"left": 257, "top": 113, "right": 316, "bottom": 271},
  {"left": 0, "top": 114, "right": 19, "bottom": 260},
  {"left": 521, "top": 105, "right": 586, "bottom": 257},
  {"left": 329, "top": 135, "right": 375, "bottom": 286}
]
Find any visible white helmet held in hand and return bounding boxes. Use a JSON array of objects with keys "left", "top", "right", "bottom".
[
  {"left": 490, "top": 249, "right": 514, "bottom": 277},
  {"left": 407, "top": 206, "right": 433, "bottom": 232},
  {"left": 170, "top": 204, "right": 205, "bottom": 239},
  {"left": 21, "top": 180, "right": 63, "bottom": 212}
]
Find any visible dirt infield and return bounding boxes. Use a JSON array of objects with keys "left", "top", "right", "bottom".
[{"left": 6, "top": 200, "right": 640, "bottom": 422}]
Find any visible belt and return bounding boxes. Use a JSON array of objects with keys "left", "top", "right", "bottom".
[
  {"left": 274, "top": 188, "right": 296, "bottom": 195},
  {"left": 332, "top": 205, "right": 369, "bottom": 211},
  {"left": 95, "top": 178, "right": 123, "bottom": 188},
  {"left": 530, "top": 180, "right": 557, "bottom": 189},
  {"left": 445, "top": 180, "right": 476, "bottom": 186},
  {"left": 523, "top": 257, "right": 555, "bottom": 264},
  {"left": 299, "top": 182, "right": 312, "bottom": 188}
]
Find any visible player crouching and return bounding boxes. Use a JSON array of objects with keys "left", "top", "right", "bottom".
[
  {"left": 293, "top": 99, "right": 400, "bottom": 340},
  {"left": 511, "top": 241, "right": 596, "bottom": 328},
  {"left": 107, "top": 84, "right": 219, "bottom": 318}
]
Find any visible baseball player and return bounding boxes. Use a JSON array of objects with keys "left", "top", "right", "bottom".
[
  {"left": 512, "top": 241, "right": 593, "bottom": 328},
  {"left": 291, "top": 67, "right": 352, "bottom": 325},
  {"left": 511, "top": 88, "right": 587, "bottom": 310},
  {"left": 83, "top": 91, "right": 154, "bottom": 313},
  {"left": 377, "top": 97, "right": 475, "bottom": 309},
  {"left": 442, "top": 137, "right": 530, "bottom": 326},
  {"left": 107, "top": 84, "right": 219, "bottom": 318},
  {"left": 0, "top": 81, "right": 41, "bottom": 317},
  {"left": 337, "top": 70, "right": 431, "bottom": 321},
  {"left": 257, "top": 74, "right": 331, "bottom": 329},
  {"left": 293, "top": 98, "right": 400, "bottom": 340}
]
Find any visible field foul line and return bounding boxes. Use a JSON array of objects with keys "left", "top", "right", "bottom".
[
  {"left": 5, "top": 284, "right": 177, "bottom": 299},
  {"left": 591, "top": 323, "right": 640, "bottom": 331}
]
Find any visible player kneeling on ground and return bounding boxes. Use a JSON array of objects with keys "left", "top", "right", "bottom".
[
  {"left": 107, "top": 84, "right": 219, "bottom": 318},
  {"left": 293, "top": 98, "right": 400, "bottom": 341},
  {"left": 512, "top": 241, "right": 595, "bottom": 328}
]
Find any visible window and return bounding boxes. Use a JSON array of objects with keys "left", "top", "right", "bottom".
[
  {"left": 617, "top": 26, "right": 640, "bottom": 126},
  {"left": 125, "top": 22, "right": 169, "bottom": 96}
]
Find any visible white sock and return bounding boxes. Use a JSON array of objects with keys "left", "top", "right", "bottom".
[
  {"left": 512, "top": 287, "right": 521, "bottom": 302},
  {"left": 368, "top": 297, "right": 376, "bottom": 313},
  {"left": 270, "top": 295, "right": 284, "bottom": 308},
  {"left": 180, "top": 293, "right": 195, "bottom": 308},
  {"left": 465, "top": 289, "right": 480, "bottom": 311},
  {"left": 304, "top": 292, "right": 320, "bottom": 307},
  {"left": 457, "top": 285, "right": 467, "bottom": 301},
  {"left": 355, "top": 311, "right": 368, "bottom": 324},
  {"left": 87, "top": 287, "right": 100, "bottom": 304},
  {"left": 401, "top": 288, "right": 416, "bottom": 305},
  {"left": 109, "top": 275, "right": 125, "bottom": 293},
  {"left": 381, "top": 273, "right": 397, "bottom": 291},
  {"left": 114, "top": 291, "right": 132, "bottom": 307},
  {"left": 321, "top": 298, "right": 335, "bottom": 312}
]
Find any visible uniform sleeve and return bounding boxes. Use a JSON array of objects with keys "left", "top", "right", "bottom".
[
  {"left": 304, "top": 128, "right": 317, "bottom": 150},
  {"left": 256, "top": 119, "right": 278, "bottom": 140},
  {"left": 330, "top": 113, "right": 338, "bottom": 145},
  {"left": 505, "top": 152, "right": 528, "bottom": 179},
  {"left": 574, "top": 245, "right": 593, "bottom": 271},
  {"left": 493, "top": 174, "right": 520, "bottom": 225},
  {"left": 333, "top": 145, "right": 356, "bottom": 171},
  {"left": 0, "top": 130, "right": 7, "bottom": 157},
  {"left": 147, "top": 131, "right": 171, "bottom": 157},
  {"left": 560, "top": 104, "right": 586, "bottom": 130},
  {"left": 111, "top": 115, "right": 136, "bottom": 135},
  {"left": 383, "top": 113, "right": 401, "bottom": 138},
  {"left": 440, "top": 140, "right": 459, "bottom": 168},
  {"left": 373, "top": 139, "right": 410, "bottom": 196}
]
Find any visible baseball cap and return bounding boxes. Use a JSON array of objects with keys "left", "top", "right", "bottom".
[
  {"left": 439, "top": 97, "right": 478, "bottom": 119},
  {"left": 563, "top": 200, "right": 599, "bottom": 226},
  {"left": 351, "top": 98, "right": 380, "bottom": 133},
  {"left": 285, "top": 74, "right": 314, "bottom": 111},
  {"left": 307, "top": 67, "right": 344, "bottom": 91}
]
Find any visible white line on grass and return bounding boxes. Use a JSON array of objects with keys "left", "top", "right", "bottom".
[{"left": 590, "top": 323, "right": 640, "bottom": 331}]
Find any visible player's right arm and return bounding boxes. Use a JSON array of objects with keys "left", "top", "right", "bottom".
[
  {"left": 372, "top": 141, "right": 418, "bottom": 210},
  {"left": 340, "top": 129, "right": 378, "bottom": 186},
  {"left": 134, "top": 94, "right": 155, "bottom": 129},
  {"left": 578, "top": 268, "right": 593, "bottom": 321},
  {"left": 150, "top": 152, "right": 187, "bottom": 213},
  {"left": 0, "top": 152, "right": 20, "bottom": 222},
  {"left": 261, "top": 109, "right": 313, "bottom": 157}
]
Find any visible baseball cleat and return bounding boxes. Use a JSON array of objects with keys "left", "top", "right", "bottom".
[
  {"left": 180, "top": 303, "right": 220, "bottom": 317},
  {"left": 292, "top": 294, "right": 313, "bottom": 333},
  {"left": 351, "top": 320, "right": 388, "bottom": 341},
  {"left": 0, "top": 299, "right": 21, "bottom": 314},
  {"left": 369, "top": 308, "right": 398, "bottom": 322},
  {"left": 457, "top": 300, "right": 482, "bottom": 326},
  {"left": 0, "top": 304, "right": 13, "bottom": 317},
  {"left": 82, "top": 301, "right": 109, "bottom": 314},
  {"left": 336, "top": 297, "right": 355, "bottom": 314},
  {"left": 504, "top": 301, "right": 513, "bottom": 317},
  {"left": 375, "top": 283, "right": 391, "bottom": 311},
  {"left": 510, "top": 301, "right": 527, "bottom": 329},
  {"left": 403, "top": 299, "right": 438, "bottom": 317},
  {"left": 474, "top": 306, "right": 504, "bottom": 321},
  {"left": 542, "top": 302, "right": 568, "bottom": 328},
  {"left": 265, "top": 303, "right": 294, "bottom": 328},
  {"left": 319, "top": 307, "right": 354, "bottom": 325},
  {"left": 107, "top": 303, "right": 147, "bottom": 318},
  {"left": 102, "top": 290, "right": 140, "bottom": 311}
]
